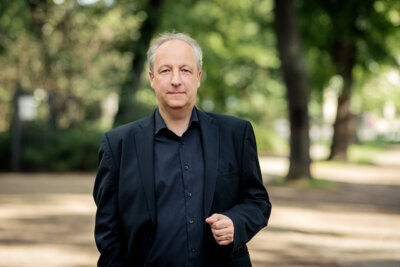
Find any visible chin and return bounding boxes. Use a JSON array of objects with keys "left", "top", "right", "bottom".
[
  {"left": 167, "top": 101, "right": 188, "bottom": 109},
  {"left": 168, "top": 105, "right": 187, "bottom": 110}
]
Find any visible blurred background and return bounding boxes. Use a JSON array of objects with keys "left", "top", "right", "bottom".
[{"left": 0, "top": 0, "right": 399, "bottom": 266}]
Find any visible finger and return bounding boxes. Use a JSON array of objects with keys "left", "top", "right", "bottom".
[
  {"left": 212, "top": 226, "right": 233, "bottom": 234},
  {"left": 216, "top": 238, "right": 233, "bottom": 246},
  {"left": 212, "top": 228, "right": 233, "bottom": 237},
  {"left": 214, "top": 234, "right": 233, "bottom": 242},
  {"left": 212, "top": 218, "right": 233, "bottom": 230},
  {"left": 206, "top": 214, "right": 219, "bottom": 225},
  {"left": 205, "top": 213, "right": 222, "bottom": 225},
  {"left": 212, "top": 229, "right": 233, "bottom": 239}
]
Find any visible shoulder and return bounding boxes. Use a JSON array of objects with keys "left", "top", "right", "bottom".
[
  {"left": 103, "top": 113, "right": 153, "bottom": 144},
  {"left": 199, "top": 110, "right": 249, "bottom": 129}
]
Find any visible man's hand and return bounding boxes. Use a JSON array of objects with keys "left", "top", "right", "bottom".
[{"left": 205, "top": 213, "right": 234, "bottom": 246}]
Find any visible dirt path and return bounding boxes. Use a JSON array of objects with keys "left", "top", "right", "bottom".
[
  {"left": 249, "top": 181, "right": 400, "bottom": 267},
  {"left": 251, "top": 146, "right": 400, "bottom": 267},
  {"left": 0, "top": 147, "right": 399, "bottom": 266},
  {"left": 0, "top": 174, "right": 97, "bottom": 267}
]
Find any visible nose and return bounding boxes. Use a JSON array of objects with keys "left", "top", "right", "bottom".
[{"left": 170, "top": 70, "right": 182, "bottom": 87}]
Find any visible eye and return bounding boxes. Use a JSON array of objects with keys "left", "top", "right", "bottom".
[
  {"left": 182, "top": 69, "right": 191, "bottom": 73},
  {"left": 158, "top": 67, "right": 171, "bottom": 74}
]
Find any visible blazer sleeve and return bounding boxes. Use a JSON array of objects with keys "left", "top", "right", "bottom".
[
  {"left": 222, "top": 121, "right": 272, "bottom": 249},
  {"left": 93, "top": 134, "right": 124, "bottom": 266}
]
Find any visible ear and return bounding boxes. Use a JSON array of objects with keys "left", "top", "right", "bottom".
[
  {"left": 197, "top": 71, "right": 202, "bottom": 88},
  {"left": 149, "top": 71, "right": 155, "bottom": 89}
]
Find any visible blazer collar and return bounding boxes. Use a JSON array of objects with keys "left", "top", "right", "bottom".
[
  {"left": 197, "top": 110, "right": 220, "bottom": 217},
  {"left": 134, "top": 112, "right": 157, "bottom": 225}
]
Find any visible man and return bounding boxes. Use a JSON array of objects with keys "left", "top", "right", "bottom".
[{"left": 93, "top": 32, "right": 271, "bottom": 267}]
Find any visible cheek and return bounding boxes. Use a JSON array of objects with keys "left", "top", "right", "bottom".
[
  {"left": 184, "top": 78, "right": 200, "bottom": 89},
  {"left": 152, "top": 78, "right": 167, "bottom": 90}
]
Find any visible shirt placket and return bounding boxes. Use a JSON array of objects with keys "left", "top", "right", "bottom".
[{"left": 179, "top": 134, "right": 199, "bottom": 266}]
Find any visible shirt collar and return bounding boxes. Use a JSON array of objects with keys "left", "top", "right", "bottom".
[{"left": 154, "top": 107, "right": 200, "bottom": 135}]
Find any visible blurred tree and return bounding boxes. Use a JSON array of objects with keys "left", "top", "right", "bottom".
[
  {"left": 113, "top": 0, "right": 164, "bottom": 126},
  {"left": 27, "top": 0, "right": 62, "bottom": 131},
  {"left": 0, "top": 0, "right": 131, "bottom": 171},
  {"left": 157, "top": 0, "right": 284, "bottom": 123},
  {"left": 0, "top": 1, "right": 26, "bottom": 55},
  {"left": 0, "top": 0, "right": 127, "bottom": 128},
  {"left": 299, "top": 0, "right": 400, "bottom": 160},
  {"left": 274, "top": 0, "right": 311, "bottom": 180},
  {"left": 0, "top": 0, "right": 30, "bottom": 130},
  {"left": 1, "top": 0, "right": 350, "bottom": 171},
  {"left": 11, "top": 84, "right": 22, "bottom": 172}
]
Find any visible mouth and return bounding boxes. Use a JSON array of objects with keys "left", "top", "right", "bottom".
[{"left": 167, "top": 91, "right": 186, "bottom": 95}]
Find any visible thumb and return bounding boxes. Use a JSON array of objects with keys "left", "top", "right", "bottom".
[{"left": 205, "top": 213, "right": 223, "bottom": 225}]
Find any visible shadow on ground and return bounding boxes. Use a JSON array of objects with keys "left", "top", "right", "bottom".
[
  {"left": 1, "top": 154, "right": 400, "bottom": 267},
  {"left": 248, "top": 181, "right": 400, "bottom": 267}
]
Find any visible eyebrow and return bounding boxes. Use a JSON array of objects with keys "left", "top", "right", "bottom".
[
  {"left": 180, "top": 64, "right": 192, "bottom": 68},
  {"left": 157, "top": 64, "right": 194, "bottom": 72},
  {"left": 157, "top": 64, "right": 172, "bottom": 72}
]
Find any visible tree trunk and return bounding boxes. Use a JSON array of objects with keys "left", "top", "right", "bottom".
[
  {"left": 274, "top": 0, "right": 312, "bottom": 180},
  {"left": 329, "top": 41, "right": 356, "bottom": 161},
  {"left": 28, "top": 0, "right": 59, "bottom": 132},
  {"left": 11, "top": 84, "right": 22, "bottom": 172},
  {"left": 114, "top": 0, "right": 164, "bottom": 126}
]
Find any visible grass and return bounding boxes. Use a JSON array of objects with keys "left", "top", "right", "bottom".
[
  {"left": 263, "top": 140, "right": 398, "bottom": 189},
  {"left": 252, "top": 122, "right": 288, "bottom": 156},
  {"left": 347, "top": 142, "right": 388, "bottom": 165},
  {"left": 269, "top": 175, "right": 337, "bottom": 190},
  {"left": 312, "top": 140, "right": 393, "bottom": 165}
]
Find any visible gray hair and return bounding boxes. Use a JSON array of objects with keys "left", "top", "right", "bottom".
[{"left": 147, "top": 32, "right": 203, "bottom": 74}]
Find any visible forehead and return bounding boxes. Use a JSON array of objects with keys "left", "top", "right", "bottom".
[{"left": 154, "top": 39, "right": 197, "bottom": 66}]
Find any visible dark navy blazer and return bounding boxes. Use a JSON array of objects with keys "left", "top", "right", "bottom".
[{"left": 93, "top": 109, "right": 272, "bottom": 267}]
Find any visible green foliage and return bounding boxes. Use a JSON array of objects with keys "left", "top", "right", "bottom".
[
  {"left": 299, "top": 0, "right": 400, "bottom": 113},
  {"left": 0, "top": 122, "right": 102, "bottom": 172},
  {"left": 292, "top": 177, "right": 336, "bottom": 189},
  {"left": 1, "top": 0, "right": 399, "bottom": 172},
  {"left": 47, "top": 128, "right": 101, "bottom": 172},
  {"left": 0, "top": 0, "right": 30, "bottom": 54},
  {"left": 347, "top": 141, "right": 389, "bottom": 165},
  {"left": 270, "top": 175, "right": 336, "bottom": 189},
  {"left": 252, "top": 122, "right": 288, "bottom": 155},
  {"left": 156, "top": 0, "right": 283, "bottom": 118},
  {"left": 0, "top": 0, "right": 130, "bottom": 129}
]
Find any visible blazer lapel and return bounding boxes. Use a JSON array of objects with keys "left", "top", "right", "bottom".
[
  {"left": 198, "top": 110, "right": 219, "bottom": 217},
  {"left": 134, "top": 113, "right": 157, "bottom": 225}
]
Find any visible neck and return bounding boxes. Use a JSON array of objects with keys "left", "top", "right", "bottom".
[{"left": 159, "top": 105, "right": 194, "bottom": 137}]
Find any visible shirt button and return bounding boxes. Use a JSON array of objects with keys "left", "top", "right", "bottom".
[
  {"left": 184, "top": 165, "right": 189, "bottom": 170},
  {"left": 191, "top": 248, "right": 197, "bottom": 252},
  {"left": 180, "top": 140, "right": 185, "bottom": 145},
  {"left": 189, "top": 219, "right": 194, "bottom": 224}
]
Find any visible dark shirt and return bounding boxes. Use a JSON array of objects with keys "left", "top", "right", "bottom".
[{"left": 147, "top": 107, "right": 205, "bottom": 267}]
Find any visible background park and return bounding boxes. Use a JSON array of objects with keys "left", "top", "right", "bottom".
[{"left": 0, "top": 0, "right": 399, "bottom": 266}]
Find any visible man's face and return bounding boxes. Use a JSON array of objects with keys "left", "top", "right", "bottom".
[{"left": 149, "top": 39, "right": 202, "bottom": 113}]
